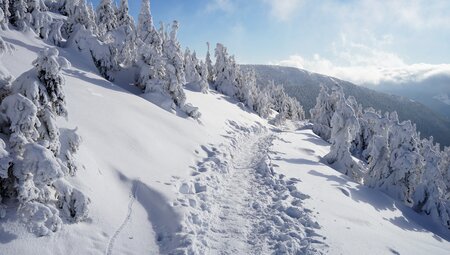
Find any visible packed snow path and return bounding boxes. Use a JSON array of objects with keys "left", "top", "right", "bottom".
[{"left": 174, "top": 125, "right": 326, "bottom": 254}]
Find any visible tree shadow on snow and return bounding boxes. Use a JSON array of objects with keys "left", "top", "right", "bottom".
[
  {"left": 3, "top": 37, "right": 42, "bottom": 54},
  {"left": 0, "top": 222, "right": 18, "bottom": 244},
  {"left": 132, "top": 180, "right": 185, "bottom": 253},
  {"left": 115, "top": 171, "right": 185, "bottom": 253},
  {"left": 308, "top": 169, "right": 450, "bottom": 241}
]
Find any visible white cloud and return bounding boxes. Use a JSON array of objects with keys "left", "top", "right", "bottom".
[
  {"left": 264, "top": 0, "right": 304, "bottom": 22},
  {"left": 274, "top": 34, "right": 450, "bottom": 85}
]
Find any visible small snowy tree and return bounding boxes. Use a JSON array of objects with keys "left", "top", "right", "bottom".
[
  {"left": 10, "top": 0, "right": 29, "bottom": 30},
  {"left": 96, "top": 0, "right": 117, "bottom": 39},
  {"left": 162, "top": 20, "right": 186, "bottom": 107},
  {"left": 323, "top": 85, "right": 361, "bottom": 180},
  {"left": 412, "top": 138, "right": 450, "bottom": 228},
  {"left": 197, "top": 59, "right": 209, "bottom": 93},
  {"left": 113, "top": 0, "right": 136, "bottom": 66},
  {"left": 214, "top": 43, "right": 240, "bottom": 97},
  {"left": 0, "top": 0, "right": 10, "bottom": 29},
  {"left": 382, "top": 119, "right": 423, "bottom": 203},
  {"left": 0, "top": 93, "right": 40, "bottom": 153},
  {"left": 310, "top": 85, "right": 339, "bottom": 141},
  {"left": 254, "top": 90, "right": 272, "bottom": 118},
  {"left": 206, "top": 42, "right": 215, "bottom": 83},
  {"left": 48, "top": 20, "right": 63, "bottom": 46}
]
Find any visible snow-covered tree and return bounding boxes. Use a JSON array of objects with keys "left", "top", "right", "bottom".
[
  {"left": 364, "top": 112, "right": 391, "bottom": 188},
  {"left": 184, "top": 49, "right": 207, "bottom": 93},
  {"left": 65, "top": 0, "right": 96, "bottom": 37},
  {"left": 0, "top": 0, "right": 10, "bottom": 29},
  {"left": 214, "top": 43, "right": 240, "bottom": 97},
  {"left": 10, "top": 0, "right": 29, "bottom": 30},
  {"left": 0, "top": 1, "right": 8, "bottom": 29},
  {"left": 206, "top": 42, "right": 215, "bottom": 83},
  {"left": 254, "top": 90, "right": 272, "bottom": 118},
  {"left": 197, "top": 59, "right": 209, "bottom": 93},
  {"left": 323, "top": 84, "right": 361, "bottom": 180},
  {"left": 48, "top": 20, "right": 63, "bottom": 46},
  {"left": 0, "top": 93, "right": 40, "bottom": 153},
  {"left": 384, "top": 119, "right": 423, "bottom": 203},
  {"left": 310, "top": 85, "right": 339, "bottom": 141},
  {"left": 32, "top": 47, "right": 68, "bottom": 117},
  {"left": 113, "top": 0, "right": 136, "bottom": 66},
  {"left": 0, "top": 49, "right": 88, "bottom": 235},
  {"left": 161, "top": 20, "right": 186, "bottom": 107},
  {"left": 412, "top": 138, "right": 450, "bottom": 228},
  {"left": 96, "top": 0, "right": 117, "bottom": 39},
  {"left": 136, "top": 0, "right": 165, "bottom": 90},
  {"left": 236, "top": 68, "right": 258, "bottom": 110}
]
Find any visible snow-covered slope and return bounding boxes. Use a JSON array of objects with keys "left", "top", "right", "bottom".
[
  {"left": 271, "top": 129, "right": 450, "bottom": 255},
  {"left": 2, "top": 30, "right": 450, "bottom": 255}
]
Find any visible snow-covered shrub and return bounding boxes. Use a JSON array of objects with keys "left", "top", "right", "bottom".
[{"left": 323, "top": 85, "right": 361, "bottom": 180}]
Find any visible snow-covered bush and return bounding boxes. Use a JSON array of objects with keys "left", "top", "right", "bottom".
[{"left": 323, "top": 85, "right": 361, "bottom": 180}]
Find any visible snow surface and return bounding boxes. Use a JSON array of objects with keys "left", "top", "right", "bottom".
[{"left": 1, "top": 29, "right": 450, "bottom": 254}]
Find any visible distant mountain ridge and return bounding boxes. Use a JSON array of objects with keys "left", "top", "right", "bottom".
[{"left": 242, "top": 65, "right": 450, "bottom": 147}]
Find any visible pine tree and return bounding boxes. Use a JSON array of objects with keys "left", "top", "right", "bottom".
[
  {"left": 0, "top": 0, "right": 10, "bottom": 29},
  {"left": 214, "top": 43, "right": 240, "bottom": 97},
  {"left": 96, "top": 0, "right": 117, "bottom": 39},
  {"left": 324, "top": 84, "right": 361, "bottom": 180},
  {"left": 310, "top": 85, "right": 339, "bottom": 141},
  {"left": 410, "top": 138, "right": 450, "bottom": 229},
  {"left": 0, "top": 0, "right": 10, "bottom": 28},
  {"left": 114, "top": 0, "right": 136, "bottom": 66},
  {"left": 162, "top": 20, "right": 186, "bottom": 107},
  {"left": 206, "top": 42, "right": 215, "bottom": 83},
  {"left": 10, "top": 0, "right": 29, "bottom": 30}
]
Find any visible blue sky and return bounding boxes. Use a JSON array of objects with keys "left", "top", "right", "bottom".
[{"left": 90, "top": 0, "right": 450, "bottom": 85}]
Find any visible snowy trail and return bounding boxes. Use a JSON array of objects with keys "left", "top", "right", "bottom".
[
  {"left": 106, "top": 184, "right": 138, "bottom": 255},
  {"left": 174, "top": 126, "right": 326, "bottom": 254}
]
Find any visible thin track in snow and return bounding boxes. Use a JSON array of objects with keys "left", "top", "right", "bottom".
[{"left": 105, "top": 185, "right": 139, "bottom": 255}]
